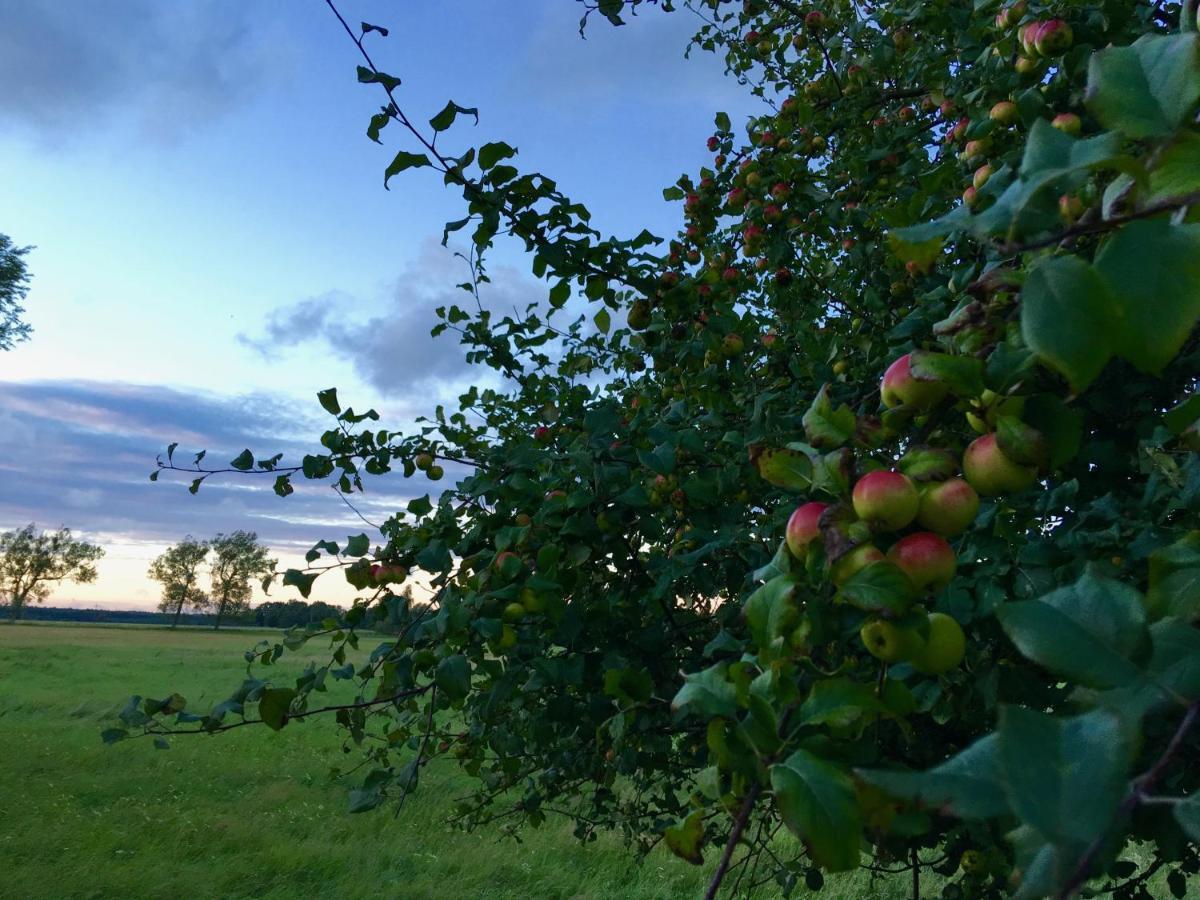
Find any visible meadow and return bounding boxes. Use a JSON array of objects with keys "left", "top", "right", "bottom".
[{"left": 0, "top": 622, "right": 929, "bottom": 899}]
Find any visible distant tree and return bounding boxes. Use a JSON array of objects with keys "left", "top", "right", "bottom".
[
  {"left": 0, "top": 524, "right": 104, "bottom": 620},
  {"left": 148, "top": 538, "right": 209, "bottom": 629},
  {"left": 0, "top": 234, "right": 33, "bottom": 350},
  {"left": 253, "top": 599, "right": 346, "bottom": 629},
  {"left": 208, "top": 531, "right": 276, "bottom": 630}
]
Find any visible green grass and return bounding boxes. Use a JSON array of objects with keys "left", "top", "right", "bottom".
[{"left": 0, "top": 622, "right": 922, "bottom": 899}]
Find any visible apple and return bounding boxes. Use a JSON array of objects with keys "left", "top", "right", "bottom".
[
  {"left": 427, "top": 464, "right": 445, "bottom": 481},
  {"left": 853, "top": 471, "right": 919, "bottom": 530},
  {"left": 369, "top": 563, "right": 408, "bottom": 587},
  {"left": 917, "top": 478, "right": 980, "bottom": 536},
  {"left": 804, "top": 10, "right": 825, "bottom": 33},
  {"left": 887, "top": 532, "right": 957, "bottom": 590},
  {"left": 494, "top": 550, "right": 521, "bottom": 572},
  {"left": 414, "top": 452, "right": 434, "bottom": 471},
  {"left": 519, "top": 586, "right": 545, "bottom": 613},
  {"left": 962, "top": 186, "right": 979, "bottom": 207},
  {"left": 990, "top": 100, "right": 1018, "bottom": 125},
  {"left": 860, "top": 619, "right": 923, "bottom": 663},
  {"left": 1035, "top": 19, "right": 1073, "bottom": 56},
  {"left": 963, "top": 433, "right": 1037, "bottom": 496},
  {"left": 496, "top": 624, "right": 518, "bottom": 651},
  {"left": 533, "top": 425, "right": 552, "bottom": 444},
  {"left": 502, "top": 601, "right": 526, "bottom": 623},
  {"left": 831, "top": 543, "right": 885, "bottom": 586},
  {"left": 627, "top": 299, "right": 651, "bottom": 330},
  {"left": 880, "top": 353, "right": 949, "bottom": 410},
  {"left": 786, "top": 501, "right": 829, "bottom": 557},
  {"left": 910, "top": 612, "right": 966, "bottom": 674},
  {"left": 973, "top": 164, "right": 993, "bottom": 190},
  {"left": 1014, "top": 56, "right": 1039, "bottom": 75},
  {"left": 1051, "top": 113, "right": 1082, "bottom": 136}
]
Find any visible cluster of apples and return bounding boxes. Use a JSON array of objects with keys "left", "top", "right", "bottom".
[
  {"left": 414, "top": 452, "right": 445, "bottom": 481},
  {"left": 489, "top": 549, "right": 548, "bottom": 652}
]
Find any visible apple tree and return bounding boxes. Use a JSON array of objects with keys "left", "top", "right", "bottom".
[{"left": 116, "top": 1, "right": 1200, "bottom": 896}]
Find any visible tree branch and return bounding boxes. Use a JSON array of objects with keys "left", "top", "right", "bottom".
[{"left": 704, "top": 782, "right": 762, "bottom": 900}]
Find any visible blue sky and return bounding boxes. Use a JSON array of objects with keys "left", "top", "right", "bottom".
[{"left": 0, "top": 0, "right": 752, "bottom": 609}]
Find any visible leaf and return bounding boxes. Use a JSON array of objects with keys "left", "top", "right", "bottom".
[
  {"left": 282, "top": 568, "right": 318, "bottom": 599},
  {"left": 838, "top": 561, "right": 916, "bottom": 616},
  {"left": 407, "top": 494, "right": 433, "bottom": 517},
  {"left": 858, "top": 733, "right": 1009, "bottom": 819},
  {"left": 360, "top": 21, "right": 389, "bottom": 37},
  {"left": 1175, "top": 794, "right": 1200, "bottom": 842},
  {"left": 1147, "top": 131, "right": 1200, "bottom": 203},
  {"left": 1021, "top": 394, "right": 1082, "bottom": 469},
  {"left": 429, "top": 100, "right": 479, "bottom": 132},
  {"left": 802, "top": 385, "right": 856, "bottom": 449},
  {"left": 742, "top": 575, "right": 798, "bottom": 653},
  {"left": 477, "top": 141, "right": 516, "bottom": 170},
  {"left": 671, "top": 664, "right": 737, "bottom": 719},
  {"left": 230, "top": 449, "right": 254, "bottom": 471},
  {"left": 995, "top": 414, "right": 1047, "bottom": 468},
  {"left": 356, "top": 67, "right": 401, "bottom": 91},
  {"left": 1093, "top": 219, "right": 1200, "bottom": 375},
  {"left": 594, "top": 308, "right": 611, "bottom": 334},
  {"left": 1146, "top": 532, "right": 1200, "bottom": 621},
  {"left": 435, "top": 654, "right": 471, "bottom": 702},
  {"left": 1020, "top": 255, "right": 1119, "bottom": 393},
  {"left": 909, "top": 351, "right": 984, "bottom": 398},
  {"left": 317, "top": 388, "right": 340, "bottom": 415},
  {"left": 1165, "top": 394, "right": 1200, "bottom": 435},
  {"left": 771, "top": 750, "right": 862, "bottom": 872},
  {"left": 101, "top": 728, "right": 129, "bottom": 745},
  {"left": 755, "top": 447, "right": 813, "bottom": 491},
  {"left": 1086, "top": 34, "right": 1200, "bottom": 139},
  {"left": 996, "top": 565, "right": 1148, "bottom": 689},
  {"left": 998, "top": 706, "right": 1135, "bottom": 846},
  {"left": 800, "top": 678, "right": 888, "bottom": 729},
  {"left": 257, "top": 688, "right": 296, "bottom": 731},
  {"left": 348, "top": 786, "right": 384, "bottom": 813},
  {"left": 384, "top": 151, "right": 432, "bottom": 188},
  {"left": 343, "top": 534, "right": 370, "bottom": 558},
  {"left": 664, "top": 810, "right": 706, "bottom": 865},
  {"left": 366, "top": 112, "right": 389, "bottom": 143}
]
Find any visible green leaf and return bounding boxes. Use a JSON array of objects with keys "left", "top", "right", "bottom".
[
  {"left": 663, "top": 810, "right": 706, "bottom": 865},
  {"left": 1175, "top": 794, "right": 1200, "bottom": 842},
  {"left": 838, "top": 561, "right": 916, "bottom": 616},
  {"left": 997, "top": 566, "right": 1148, "bottom": 688},
  {"left": 742, "top": 575, "right": 798, "bottom": 653},
  {"left": 384, "top": 151, "right": 432, "bottom": 188},
  {"left": 802, "top": 386, "right": 856, "bottom": 449},
  {"left": 429, "top": 100, "right": 479, "bottom": 132},
  {"left": 1165, "top": 393, "right": 1200, "bottom": 435},
  {"left": 366, "top": 112, "right": 389, "bottom": 143},
  {"left": 258, "top": 688, "right": 296, "bottom": 731},
  {"left": 1020, "top": 255, "right": 1119, "bottom": 393},
  {"left": 998, "top": 706, "right": 1135, "bottom": 846},
  {"left": 909, "top": 351, "right": 984, "bottom": 398},
  {"left": 800, "top": 677, "right": 888, "bottom": 729},
  {"left": 435, "top": 654, "right": 472, "bottom": 702},
  {"left": 1093, "top": 219, "right": 1200, "bottom": 375},
  {"left": 477, "top": 141, "right": 515, "bottom": 170},
  {"left": 317, "top": 388, "right": 341, "bottom": 415},
  {"left": 343, "top": 534, "right": 370, "bottom": 558},
  {"left": 101, "top": 728, "right": 129, "bottom": 745},
  {"left": 1146, "top": 532, "right": 1200, "bottom": 621},
  {"left": 714, "top": 111, "right": 731, "bottom": 132},
  {"left": 594, "top": 308, "right": 611, "bottom": 334},
  {"left": 755, "top": 447, "right": 813, "bottom": 491},
  {"left": 995, "top": 415, "right": 1047, "bottom": 468},
  {"left": 407, "top": 494, "right": 433, "bottom": 517},
  {"left": 1147, "top": 131, "right": 1200, "bottom": 203},
  {"left": 230, "top": 449, "right": 254, "bottom": 471},
  {"left": 671, "top": 664, "right": 737, "bottom": 719},
  {"left": 1086, "top": 33, "right": 1200, "bottom": 139},
  {"left": 282, "top": 568, "right": 318, "bottom": 599},
  {"left": 858, "top": 733, "right": 1009, "bottom": 819},
  {"left": 771, "top": 750, "right": 862, "bottom": 872},
  {"left": 356, "top": 67, "right": 401, "bottom": 91},
  {"left": 347, "top": 786, "right": 384, "bottom": 813},
  {"left": 1021, "top": 394, "right": 1082, "bottom": 469}
]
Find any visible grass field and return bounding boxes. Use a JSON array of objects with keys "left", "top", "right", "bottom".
[{"left": 0, "top": 622, "right": 929, "bottom": 899}]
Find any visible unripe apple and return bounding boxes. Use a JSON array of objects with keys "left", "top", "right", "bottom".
[
  {"left": 880, "top": 353, "right": 950, "bottom": 410},
  {"left": 917, "top": 478, "right": 980, "bottom": 536},
  {"left": 910, "top": 612, "right": 966, "bottom": 674},
  {"left": 989, "top": 100, "right": 1018, "bottom": 125},
  {"left": 963, "top": 433, "right": 1037, "bottom": 496},
  {"left": 502, "top": 601, "right": 526, "bottom": 623},
  {"left": 852, "top": 471, "right": 919, "bottom": 531},
  {"left": 1014, "top": 56, "right": 1039, "bottom": 76},
  {"left": 973, "top": 164, "right": 993, "bottom": 190},
  {"left": 427, "top": 464, "right": 445, "bottom": 481},
  {"left": 964, "top": 138, "right": 991, "bottom": 162},
  {"left": 892, "top": 27, "right": 913, "bottom": 52},
  {"left": 496, "top": 624, "right": 518, "bottom": 651},
  {"left": 860, "top": 619, "right": 923, "bottom": 663},
  {"left": 786, "top": 501, "right": 829, "bottom": 558},
  {"left": 832, "top": 359, "right": 848, "bottom": 375},
  {"left": 1051, "top": 113, "right": 1082, "bottom": 136},
  {"left": 627, "top": 299, "right": 651, "bottom": 330},
  {"left": 887, "top": 532, "right": 957, "bottom": 591},
  {"left": 831, "top": 543, "right": 885, "bottom": 586},
  {"left": 414, "top": 452, "right": 434, "bottom": 471},
  {"left": 519, "top": 586, "right": 545, "bottom": 613},
  {"left": 1034, "top": 19, "right": 1072, "bottom": 56},
  {"left": 1059, "top": 193, "right": 1084, "bottom": 223}
]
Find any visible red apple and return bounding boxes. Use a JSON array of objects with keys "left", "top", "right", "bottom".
[
  {"left": 963, "top": 433, "right": 1037, "bottom": 496},
  {"left": 852, "top": 470, "right": 919, "bottom": 531},
  {"left": 880, "top": 353, "right": 950, "bottom": 410},
  {"left": 917, "top": 478, "right": 980, "bottom": 536},
  {"left": 888, "top": 532, "right": 957, "bottom": 590},
  {"left": 1051, "top": 113, "right": 1082, "bottom": 136},
  {"left": 990, "top": 100, "right": 1018, "bottom": 125},
  {"left": 786, "top": 502, "right": 829, "bottom": 558},
  {"left": 1035, "top": 19, "right": 1072, "bottom": 56}
]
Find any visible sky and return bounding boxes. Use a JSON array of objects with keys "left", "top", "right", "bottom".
[{"left": 0, "top": 0, "right": 753, "bottom": 610}]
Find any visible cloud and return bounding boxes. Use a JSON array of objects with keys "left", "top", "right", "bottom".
[
  {"left": 0, "top": 380, "right": 418, "bottom": 559},
  {"left": 0, "top": 0, "right": 288, "bottom": 142},
  {"left": 240, "top": 238, "right": 537, "bottom": 397}
]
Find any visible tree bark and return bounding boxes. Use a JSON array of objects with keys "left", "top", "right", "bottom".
[
  {"left": 214, "top": 596, "right": 226, "bottom": 630},
  {"left": 170, "top": 573, "right": 191, "bottom": 629}
]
